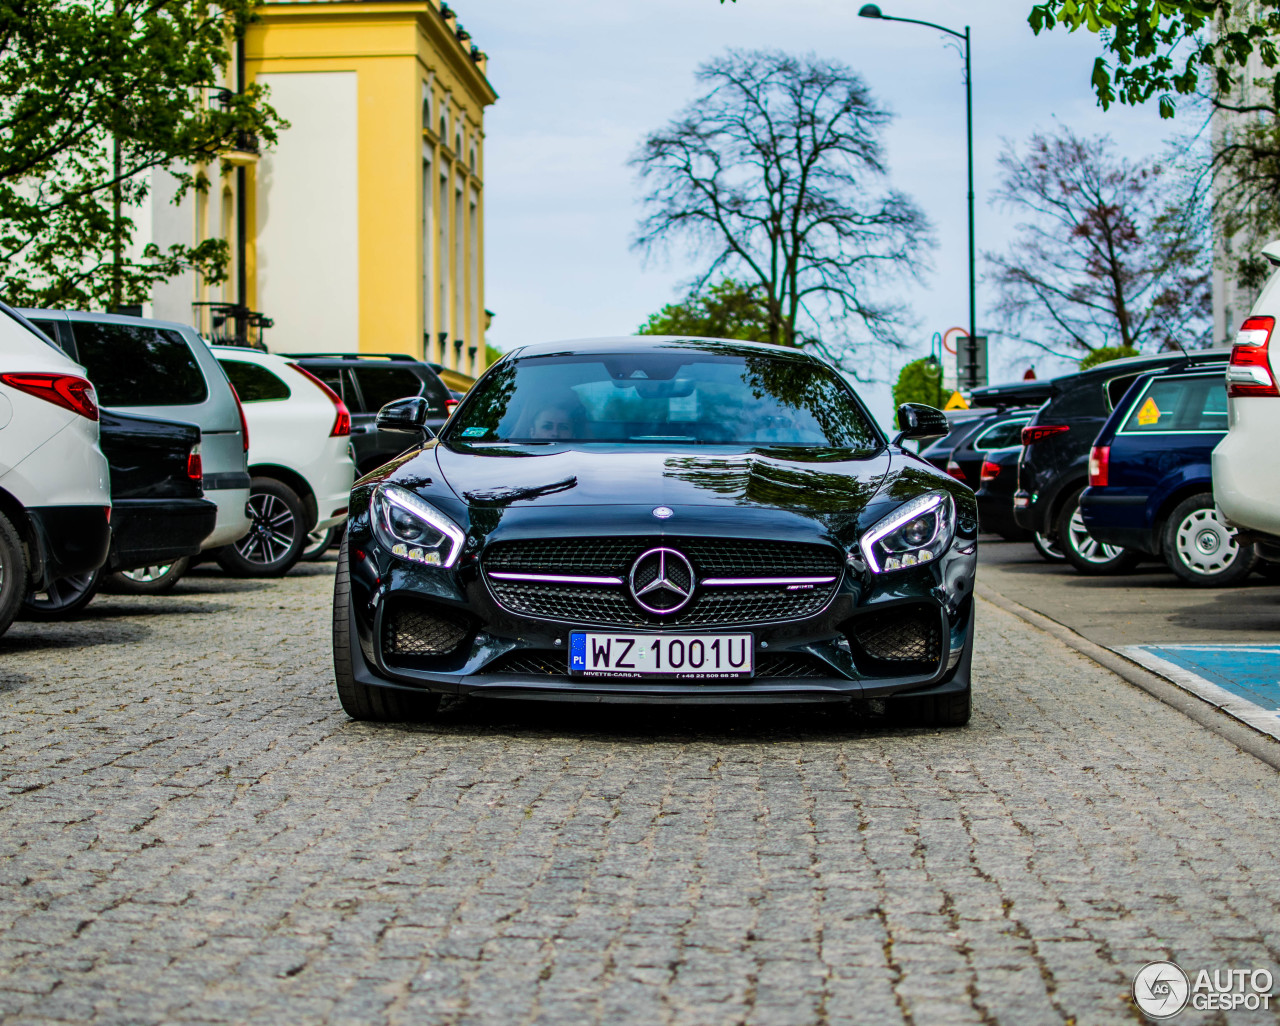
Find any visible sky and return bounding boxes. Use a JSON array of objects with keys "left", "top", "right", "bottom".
[{"left": 461, "top": 0, "right": 1186, "bottom": 429}]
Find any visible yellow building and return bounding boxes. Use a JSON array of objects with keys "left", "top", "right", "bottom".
[{"left": 150, "top": 0, "right": 496, "bottom": 382}]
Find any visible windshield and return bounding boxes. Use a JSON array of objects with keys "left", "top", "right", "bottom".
[{"left": 446, "top": 351, "right": 881, "bottom": 449}]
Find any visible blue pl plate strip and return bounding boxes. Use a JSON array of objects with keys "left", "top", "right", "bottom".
[
  {"left": 569, "top": 632, "right": 586, "bottom": 672},
  {"left": 1119, "top": 644, "right": 1280, "bottom": 742}
]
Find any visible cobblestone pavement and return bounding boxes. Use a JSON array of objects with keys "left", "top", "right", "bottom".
[{"left": 1, "top": 561, "right": 1279, "bottom": 1026}]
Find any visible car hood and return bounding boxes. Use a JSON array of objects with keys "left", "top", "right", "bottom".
[{"left": 434, "top": 443, "right": 892, "bottom": 515}]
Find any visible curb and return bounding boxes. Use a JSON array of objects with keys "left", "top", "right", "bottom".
[{"left": 976, "top": 583, "right": 1280, "bottom": 774}]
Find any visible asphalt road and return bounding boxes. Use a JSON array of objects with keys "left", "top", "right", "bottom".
[
  {"left": 1, "top": 560, "right": 1278, "bottom": 1025},
  {"left": 977, "top": 537, "right": 1280, "bottom": 648}
]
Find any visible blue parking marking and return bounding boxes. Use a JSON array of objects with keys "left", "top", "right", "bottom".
[
  {"left": 1120, "top": 644, "right": 1280, "bottom": 742},
  {"left": 1136, "top": 645, "right": 1280, "bottom": 714},
  {"left": 569, "top": 632, "right": 586, "bottom": 671}
]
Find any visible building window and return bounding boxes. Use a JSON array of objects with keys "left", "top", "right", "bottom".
[
  {"left": 470, "top": 147, "right": 476, "bottom": 173},
  {"left": 421, "top": 84, "right": 431, "bottom": 131},
  {"left": 439, "top": 172, "right": 450, "bottom": 357},
  {"left": 469, "top": 191, "right": 479, "bottom": 372},
  {"left": 455, "top": 180, "right": 464, "bottom": 366},
  {"left": 423, "top": 154, "right": 433, "bottom": 350},
  {"left": 440, "top": 112, "right": 448, "bottom": 146}
]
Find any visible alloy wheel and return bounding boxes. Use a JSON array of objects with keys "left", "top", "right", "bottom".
[
  {"left": 1034, "top": 531, "right": 1064, "bottom": 561},
  {"left": 1174, "top": 508, "right": 1239, "bottom": 576},
  {"left": 121, "top": 564, "right": 174, "bottom": 584},
  {"left": 235, "top": 492, "right": 298, "bottom": 566},
  {"left": 1067, "top": 507, "right": 1125, "bottom": 564},
  {"left": 26, "top": 572, "right": 97, "bottom": 611}
]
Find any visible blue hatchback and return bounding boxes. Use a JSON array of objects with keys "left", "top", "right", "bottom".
[{"left": 1079, "top": 360, "right": 1256, "bottom": 585}]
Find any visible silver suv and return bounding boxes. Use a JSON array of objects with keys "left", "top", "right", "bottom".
[{"left": 21, "top": 310, "right": 251, "bottom": 553}]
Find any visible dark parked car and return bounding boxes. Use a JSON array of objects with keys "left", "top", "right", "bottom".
[
  {"left": 334, "top": 336, "right": 979, "bottom": 727},
  {"left": 1013, "top": 350, "right": 1230, "bottom": 572},
  {"left": 24, "top": 411, "right": 217, "bottom": 615},
  {"left": 974, "top": 446, "right": 1032, "bottom": 542},
  {"left": 1078, "top": 360, "right": 1253, "bottom": 584},
  {"left": 292, "top": 354, "right": 451, "bottom": 476},
  {"left": 918, "top": 379, "right": 1050, "bottom": 481}
]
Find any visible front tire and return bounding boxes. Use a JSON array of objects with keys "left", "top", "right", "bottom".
[
  {"left": 333, "top": 537, "right": 440, "bottom": 722},
  {"left": 216, "top": 477, "right": 308, "bottom": 578},
  {"left": 0, "top": 510, "right": 27, "bottom": 638},
  {"left": 1058, "top": 487, "right": 1140, "bottom": 575},
  {"left": 1162, "top": 493, "right": 1256, "bottom": 586},
  {"left": 23, "top": 568, "right": 103, "bottom": 619},
  {"left": 105, "top": 558, "right": 189, "bottom": 595}
]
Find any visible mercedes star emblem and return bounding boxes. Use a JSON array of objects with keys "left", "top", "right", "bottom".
[
  {"left": 652, "top": 506, "right": 674, "bottom": 519},
  {"left": 628, "top": 547, "right": 695, "bottom": 615}
]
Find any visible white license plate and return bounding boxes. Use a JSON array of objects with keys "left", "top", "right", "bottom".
[{"left": 569, "top": 632, "right": 754, "bottom": 678}]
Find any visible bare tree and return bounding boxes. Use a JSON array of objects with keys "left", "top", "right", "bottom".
[
  {"left": 630, "top": 49, "right": 930, "bottom": 362},
  {"left": 987, "top": 127, "right": 1211, "bottom": 357}
]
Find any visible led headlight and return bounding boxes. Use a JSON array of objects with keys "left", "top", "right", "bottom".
[
  {"left": 858, "top": 492, "right": 955, "bottom": 573},
  {"left": 370, "top": 484, "right": 465, "bottom": 567}
]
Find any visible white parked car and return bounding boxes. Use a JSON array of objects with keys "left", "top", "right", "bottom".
[
  {"left": 1213, "top": 240, "right": 1280, "bottom": 558},
  {"left": 211, "top": 346, "right": 355, "bottom": 576},
  {"left": 0, "top": 303, "right": 111, "bottom": 636}
]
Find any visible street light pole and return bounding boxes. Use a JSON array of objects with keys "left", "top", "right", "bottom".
[{"left": 858, "top": 5, "right": 977, "bottom": 386}]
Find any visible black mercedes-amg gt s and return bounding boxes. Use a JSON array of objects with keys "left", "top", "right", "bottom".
[{"left": 333, "top": 336, "right": 977, "bottom": 725}]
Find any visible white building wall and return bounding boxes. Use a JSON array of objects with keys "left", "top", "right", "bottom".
[{"left": 255, "top": 71, "right": 358, "bottom": 353}]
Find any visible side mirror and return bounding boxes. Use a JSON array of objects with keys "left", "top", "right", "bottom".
[
  {"left": 376, "top": 396, "right": 434, "bottom": 437},
  {"left": 894, "top": 402, "right": 948, "bottom": 444}
]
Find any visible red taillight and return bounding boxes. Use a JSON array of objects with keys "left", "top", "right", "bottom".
[
  {"left": 1, "top": 373, "right": 99, "bottom": 421},
  {"left": 1228, "top": 315, "right": 1279, "bottom": 397},
  {"left": 1088, "top": 445, "right": 1110, "bottom": 487},
  {"left": 104, "top": 505, "right": 111, "bottom": 524},
  {"left": 187, "top": 443, "right": 203, "bottom": 481},
  {"left": 445, "top": 397, "right": 459, "bottom": 416},
  {"left": 945, "top": 459, "right": 966, "bottom": 482},
  {"left": 1021, "top": 424, "right": 1070, "bottom": 445},
  {"left": 228, "top": 383, "right": 250, "bottom": 452},
  {"left": 980, "top": 460, "right": 1000, "bottom": 483},
  {"left": 288, "top": 363, "right": 351, "bottom": 436}
]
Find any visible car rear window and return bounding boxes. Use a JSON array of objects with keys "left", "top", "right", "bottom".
[
  {"left": 72, "top": 322, "right": 207, "bottom": 406},
  {"left": 920, "top": 417, "right": 983, "bottom": 457},
  {"left": 219, "top": 359, "right": 291, "bottom": 403},
  {"left": 354, "top": 367, "right": 424, "bottom": 412},
  {"left": 971, "top": 417, "right": 1030, "bottom": 451},
  {"left": 1122, "top": 374, "right": 1228, "bottom": 433},
  {"left": 308, "top": 366, "right": 356, "bottom": 408}
]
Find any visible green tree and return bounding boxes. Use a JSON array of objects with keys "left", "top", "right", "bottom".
[
  {"left": 0, "top": 0, "right": 283, "bottom": 309},
  {"left": 1079, "top": 345, "right": 1139, "bottom": 370},
  {"left": 892, "top": 357, "right": 944, "bottom": 409},
  {"left": 636, "top": 278, "right": 773, "bottom": 341},
  {"left": 1026, "top": 1, "right": 1275, "bottom": 118}
]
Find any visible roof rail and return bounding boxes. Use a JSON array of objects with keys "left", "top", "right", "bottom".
[{"left": 288, "top": 352, "right": 420, "bottom": 362}]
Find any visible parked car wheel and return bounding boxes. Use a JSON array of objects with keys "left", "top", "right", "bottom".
[
  {"left": 1032, "top": 531, "right": 1065, "bottom": 563},
  {"left": 302, "top": 527, "right": 336, "bottom": 562},
  {"left": 1058, "top": 487, "right": 1140, "bottom": 575},
  {"left": 23, "top": 568, "right": 103, "bottom": 619},
  {"left": 216, "top": 477, "right": 307, "bottom": 578},
  {"left": 0, "top": 510, "right": 26, "bottom": 638},
  {"left": 1162, "top": 493, "right": 1256, "bottom": 586},
  {"left": 105, "top": 558, "right": 189, "bottom": 596},
  {"left": 333, "top": 537, "right": 440, "bottom": 722}
]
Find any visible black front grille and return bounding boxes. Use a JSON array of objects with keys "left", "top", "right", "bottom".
[
  {"left": 846, "top": 607, "right": 942, "bottom": 669},
  {"left": 756, "top": 653, "right": 829, "bottom": 678},
  {"left": 485, "top": 537, "right": 841, "bottom": 577},
  {"left": 483, "top": 536, "right": 842, "bottom": 628},
  {"left": 383, "top": 604, "right": 472, "bottom": 657},
  {"left": 487, "top": 650, "right": 567, "bottom": 675}
]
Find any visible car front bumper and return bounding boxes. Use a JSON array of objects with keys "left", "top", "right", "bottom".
[{"left": 343, "top": 532, "right": 978, "bottom": 706}]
